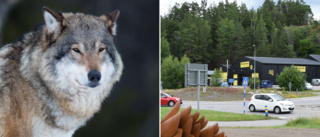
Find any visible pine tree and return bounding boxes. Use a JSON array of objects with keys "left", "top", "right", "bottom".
[{"left": 216, "top": 18, "right": 236, "bottom": 64}]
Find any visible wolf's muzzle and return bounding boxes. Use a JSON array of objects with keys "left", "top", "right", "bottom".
[{"left": 88, "top": 70, "right": 101, "bottom": 88}]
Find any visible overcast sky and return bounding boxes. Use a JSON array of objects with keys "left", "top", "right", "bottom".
[{"left": 160, "top": 0, "right": 320, "bottom": 20}]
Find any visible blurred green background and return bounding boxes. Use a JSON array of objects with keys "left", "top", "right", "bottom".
[{"left": 1, "top": 0, "right": 159, "bottom": 136}]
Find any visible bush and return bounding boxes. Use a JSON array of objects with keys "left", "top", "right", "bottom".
[
  {"left": 211, "top": 69, "right": 222, "bottom": 87},
  {"left": 276, "top": 65, "right": 306, "bottom": 91},
  {"left": 282, "top": 89, "right": 288, "bottom": 95},
  {"left": 287, "top": 94, "right": 297, "bottom": 98},
  {"left": 249, "top": 77, "right": 260, "bottom": 89},
  {"left": 161, "top": 55, "right": 190, "bottom": 89}
]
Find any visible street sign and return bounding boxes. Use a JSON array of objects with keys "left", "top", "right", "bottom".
[
  {"left": 242, "top": 77, "right": 249, "bottom": 114},
  {"left": 185, "top": 63, "right": 208, "bottom": 111},
  {"left": 185, "top": 63, "right": 208, "bottom": 87},
  {"left": 228, "top": 79, "right": 234, "bottom": 83},
  {"left": 242, "top": 77, "right": 249, "bottom": 86}
]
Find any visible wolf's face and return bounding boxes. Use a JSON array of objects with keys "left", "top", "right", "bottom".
[{"left": 39, "top": 7, "right": 123, "bottom": 95}]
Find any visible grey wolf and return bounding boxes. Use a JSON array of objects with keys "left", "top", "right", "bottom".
[{"left": 0, "top": 6, "right": 123, "bottom": 137}]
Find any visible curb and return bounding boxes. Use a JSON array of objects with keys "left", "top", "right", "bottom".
[{"left": 206, "top": 119, "right": 288, "bottom": 127}]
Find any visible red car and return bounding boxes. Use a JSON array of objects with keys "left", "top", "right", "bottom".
[{"left": 161, "top": 92, "right": 182, "bottom": 107}]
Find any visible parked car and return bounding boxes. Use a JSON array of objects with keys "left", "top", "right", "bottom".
[
  {"left": 248, "top": 94, "right": 295, "bottom": 114},
  {"left": 311, "top": 79, "right": 320, "bottom": 86},
  {"left": 305, "top": 82, "right": 313, "bottom": 90},
  {"left": 221, "top": 82, "right": 229, "bottom": 87},
  {"left": 161, "top": 92, "right": 182, "bottom": 107},
  {"left": 260, "top": 80, "right": 273, "bottom": 88}
]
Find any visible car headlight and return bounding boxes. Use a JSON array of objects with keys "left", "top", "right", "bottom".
[
  {"left": 280, "top": 103, "right": 284, "bottom": 106},
  {"left": 176, "top": 98, "right": 180, "bottom": 101}
]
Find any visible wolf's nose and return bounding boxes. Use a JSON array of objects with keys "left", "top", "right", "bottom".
[{"left": 88, "top": 70, "right": 101, "bottom": 83}]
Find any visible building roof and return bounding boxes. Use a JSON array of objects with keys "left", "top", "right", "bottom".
[
  {"left": 245, "top": 56, "right": 320, "bottom": 66},
  {"left": 307, "top": 54, "right": 320, "bottom": 62}
]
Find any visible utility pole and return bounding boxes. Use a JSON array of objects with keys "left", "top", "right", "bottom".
[
  {"left": 254, "top": 44, "right": 256, "bottom": 90},
  {"left": 227, "top": 59, "right": 228, "bottom": 82},
  {"left": 252, "top": 15, "right": 256, "bottom": 91}
]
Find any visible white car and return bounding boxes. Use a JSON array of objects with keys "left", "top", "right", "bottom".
[
  {"left": 248, "top": 94, "right": 295, "bottom": 114},
  {"left": 311, "top": 79, "right": 320, "bottom": 86},
  {"left": 305, "top": 82, "right": 313, "bottom": 90}
]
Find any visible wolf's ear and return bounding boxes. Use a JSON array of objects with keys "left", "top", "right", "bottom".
[
  {"left": 100, "top": 10, "right": 120, "bottom": 36},
  {"left": 42, "top": 6, "right": 64, "bottom": 40}
]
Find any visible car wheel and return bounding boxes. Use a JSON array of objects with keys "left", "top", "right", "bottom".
[
  {"left": 168, "top": 101, "right": 175, "bottom": 107},
  {"left": 249, "top": 105, "right": 255, "bottom": 112},
  {"left": 274, "top": 107, "right": 281, "bottom": 114}
]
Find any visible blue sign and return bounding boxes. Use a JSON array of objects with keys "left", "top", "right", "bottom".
[
  {"left": 228, "top": 79, "right": 234, "bottom": 83},
  {"left": 242, "top": 77, "right": 249, "bottom": 86}
]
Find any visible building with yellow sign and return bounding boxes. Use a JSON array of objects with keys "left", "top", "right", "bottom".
[{"left": 225, "top": 55, "right": 320, "bottom": 85}]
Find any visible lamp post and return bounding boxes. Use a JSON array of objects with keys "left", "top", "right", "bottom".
[{"left": 253, "top": 44, "right": 256, "bottom": 90}]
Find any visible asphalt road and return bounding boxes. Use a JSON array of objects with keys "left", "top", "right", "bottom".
[
  {"left": 181, "top": 96, "right": 320, "bottom": 120},
  {"left": 220, "top": 128, "right": 320, "bottom": 137}
]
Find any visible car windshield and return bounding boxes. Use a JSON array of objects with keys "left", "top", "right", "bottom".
[
  {"left": 270, "top": 94, "right": 285, "bottom": 101},
  {"left": 306, "top": 83, "right": 311, "bottom": 86},
  {"left": 162, "top": 92, "right": 172, "bottom": 97},
  {"left": 261, "top": 81, "right": 267, "bottom": 84}
]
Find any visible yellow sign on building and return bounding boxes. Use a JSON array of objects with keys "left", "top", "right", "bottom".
[
  {"left": 234, "top": 80, "right": 238, "bottom": 86},
  {"left": 251, "top": 73, "right": 259, "bottom": 78},
  {"left": 221, "top": 72, "right": 227, "bottom": 80},
  {"left": 269, "top": 70, "right": 274, "bottom": 76},
  {"left": 295, "top": 66, "right": 306, "bottom": 72},
  {"left": 233, "top": 74, "right": 238, "bottom": 79},
  {"left": 240, "top": 61, "right": 250, "bottom": 68}
]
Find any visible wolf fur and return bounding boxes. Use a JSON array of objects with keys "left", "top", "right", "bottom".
[{"left": 0, "top": 7, "right": 123, "bottom": 137}]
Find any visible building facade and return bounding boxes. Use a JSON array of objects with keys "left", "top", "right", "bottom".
[{"left": 227, "top": 55, "right": 320, "bottom": 85}]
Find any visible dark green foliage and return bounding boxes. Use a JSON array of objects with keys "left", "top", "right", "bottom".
[
  {"left": 161, "top": 0, "right": 318, "bottom": 70},
  {"left": 216, "top": 18, "right": 236, "bottom": 63},
  {"left": 298, "top": 39, "right": 316, "bottom": 57},
  {"left": 249, "top": 77, "right": 261, "bottom": 90},
  {"left": 161, "top": 36, "right": 170, "bottom": 60},
  {"left": 276, "top": 65, "right": 306, "bottom": 91}
]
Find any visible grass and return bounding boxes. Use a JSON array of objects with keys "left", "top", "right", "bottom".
[
  {"left": 161, "top": 107, "right": 275, "bottom": 121},
  {"left": 164, "top": 87, "right": 320, "bottom": 102},
  {"left": 219, "top": 117, "right": 320, "bottom": 129},
  {"left": 246, "top": 88, "right": 320, "bottom": 98},
  {"left": 283, "top": 117, "right": 320, "bottom": 129}
]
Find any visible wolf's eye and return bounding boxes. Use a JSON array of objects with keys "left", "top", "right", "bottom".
[
  {"left": 99, "top": 48, "right": 105, "bottom": 52},
  {"left": 72, "top": 48, "right": 80, "bottom": 53}
]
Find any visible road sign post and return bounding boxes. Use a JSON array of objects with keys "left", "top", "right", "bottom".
[
  {"left": 228, "top": 79, "right": 234, "bottom": 86},
  {"left": 198, "top": 70, "right": 200, "bottom": 111},
  {"left": 185, "top": 63, "right": 208, "bottom": 111},
  {"left": 242, "top": 77, "right": 249, "bottom": 114},
  {"left": 265, "top": 105, "right": 268, "bottom": 117},
  {"left": 289, "top": 82, "right": 291, "bottom": 101}
]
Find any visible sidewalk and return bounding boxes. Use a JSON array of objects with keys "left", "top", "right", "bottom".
[{"left": 206, "top": 119, "right": 288, "bottom": 127}]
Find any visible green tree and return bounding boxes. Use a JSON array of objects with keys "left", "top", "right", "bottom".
[
  {"left": 298, "top": 39, "right": 316, "bottom": 57},
  {"left": 271, "top": 22, "right": 295, "bottom": 57},
  {"left": 211, "top": 68, "right": 222, "bottom": 87},
  {"left": 178, "top": 12, "right": 212, "bottom": 63},
  {"left": 161, "top": 55, "right": 190, "bottom": 89},
  {"left": 255, "top": 15, "right": 271, "bottom": 57},
  {"left": 216, "top": 18, "right": 236, "bottom": 64},
  {"left": 276, "top": 65, "right": 306, "bottom": 91},
  {"left": 161, "top": 36, "right": 171, "bottom": 60},
  {"left": 249, "top": 77, "right": 260, "bottom": 90}
]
